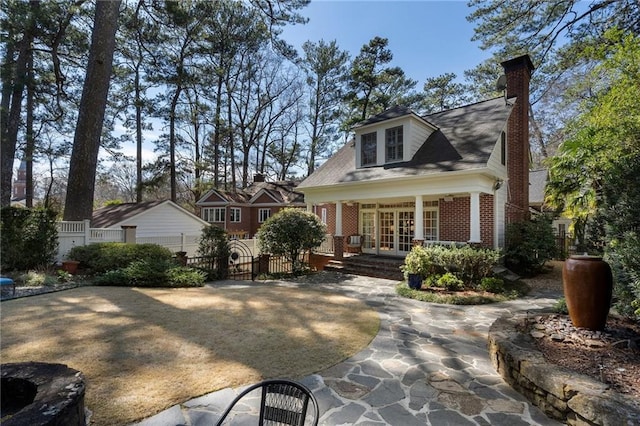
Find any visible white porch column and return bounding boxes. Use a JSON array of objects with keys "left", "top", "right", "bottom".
[
  {"left": 306, "top": 203, "right": 313, "bottom": 213},
  {"left": 414, "top": 195, "right": 424, "bottom": 241},
  {"left": 335, "top": 201, "right": 343, "bottom": 236},
  {"left": 469, "top": 192, "right": 481, "bottom": 243}
]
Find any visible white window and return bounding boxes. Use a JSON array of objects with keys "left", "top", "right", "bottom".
[
  {"left": 423, "top": 202, "right": 439, "bottom": 241},
  {"left": 361, "top": 132, "right": 377, "bottom": 166},
  {"left": 258, "top": 208, "right": 271, "bottom": 223},
  {"left": 321, "top": 208, "right": 327, "bottom": 224},
  {"left": 385, "top": 125, "right": 403, "bottom": 162},
  {"left": 230, "top": 207, "right": 241, "bottom": 223},
  {"left": 203, "top": 207, "right": 225, "bottom": 223}
]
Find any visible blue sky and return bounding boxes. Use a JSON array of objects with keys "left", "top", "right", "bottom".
[{"left": 281, "top": 0, "right": 491, "bottom": 85}]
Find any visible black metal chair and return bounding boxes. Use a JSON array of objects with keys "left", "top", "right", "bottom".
[{"left": 215, "top": 379, "right": 319, "bottom": 426}]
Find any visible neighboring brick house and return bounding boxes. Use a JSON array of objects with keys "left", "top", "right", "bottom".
[
  {"left": 195, "top": 174, "right": 306, "bottom": 238},
  {"left": 298, "top": 55, "right": 534, "bottom": 258}
]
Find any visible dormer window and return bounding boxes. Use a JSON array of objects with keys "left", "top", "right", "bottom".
[
  {"left": 385, "top": 125, "right": 403, "bottom": 162},
  {"left": 361, "top": 132, "right": 377, "bottom": 166}
]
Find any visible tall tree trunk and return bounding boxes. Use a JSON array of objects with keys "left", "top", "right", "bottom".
[
  {"left": 25, "top": 50, "right": 34, "bottom": 208},
  {"left": 168, "top": 85, "right": 182, "bottom": 202},
  {"left": 212, "top": 76, "right": 223, "bottom": 187},
  {"left": 64, "top": 0, "right": 121, "bottom": 220},
  {"left": 0, "top": 1, "right": 38, "bottom": 207},
  {"left": 135, "top": 67, "right": 143, "bottom": 203}
]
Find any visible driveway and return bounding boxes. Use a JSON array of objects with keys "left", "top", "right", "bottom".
[{"left": 135, "top": 272, "right": 563, "bottom": 426}]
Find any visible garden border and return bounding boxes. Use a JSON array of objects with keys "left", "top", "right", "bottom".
[{"left": 488, "top": 314, "right": 640, "bottom": 426}]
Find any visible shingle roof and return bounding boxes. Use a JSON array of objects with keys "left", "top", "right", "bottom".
[
  {"left": 91, "top": 200, "right": 166, "bottom": 228},
  {"left": 196, "top": 181, "right": 304, "bottom": 206},
  {"left": 354, "top": 105, "right": 435, "bottom": 129},
  {"left": 298, "top": 97, "right": 513, "bottom": 189}
]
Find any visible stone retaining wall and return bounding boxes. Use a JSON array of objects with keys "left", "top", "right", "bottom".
[{"left": 488, "top": 315, "right": 640, "bottom": 426}]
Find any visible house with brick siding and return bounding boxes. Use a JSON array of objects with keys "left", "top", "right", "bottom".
[
  {"left": 195, "top": 174, "right": 305, "bottom": 238},
  {"left": 298, "top": 55, "right": 534, "bottom": 258}
]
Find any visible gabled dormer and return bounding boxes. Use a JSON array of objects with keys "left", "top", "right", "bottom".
[{"left": 353, "top": 106, "right": 438, "bottom": 168}]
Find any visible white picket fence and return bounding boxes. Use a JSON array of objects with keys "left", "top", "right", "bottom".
[
  {"left": 57, "top": 221, "right": 333, "bottom": 262},
  {"left": 56, "top": 220, "right": 202, "bottom": 261}
]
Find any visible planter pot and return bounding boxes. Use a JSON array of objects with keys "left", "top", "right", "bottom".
[
  {"left": 408, "top": 273, "right": 423, "bottom": 290},
  {"left": 61, "top": 260, "right": 80, "bottom": 275},
  {"left": 562, "top": 255, "right": 613, "bottom": 331}
]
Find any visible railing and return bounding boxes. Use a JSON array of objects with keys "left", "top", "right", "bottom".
[{"left": 315, "top": 234, "right": 334, "bottom": 254}]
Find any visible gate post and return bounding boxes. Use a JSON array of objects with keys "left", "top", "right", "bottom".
[{"left": 259, "top": 254, "right": 270, "bottom": 275}]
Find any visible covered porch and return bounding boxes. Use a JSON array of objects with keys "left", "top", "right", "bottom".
[{"left": 309, "top": 189, "right": 500, "bottom": 259}]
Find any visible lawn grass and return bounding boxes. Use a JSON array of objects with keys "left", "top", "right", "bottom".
[{"left": 1, "top": 284, "right": 379, "bottom": 425}]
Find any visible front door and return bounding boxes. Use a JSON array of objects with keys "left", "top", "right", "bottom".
[{"left": 377, "top": 210, "right": 414, "bottom": 256}]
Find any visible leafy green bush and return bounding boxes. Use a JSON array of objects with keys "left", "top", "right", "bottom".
[
  {"left": 600, "top": 155, "right": 640, "bottom": 320},
  {"left": 478, "top": 277, "right": 505, "bottom": 294},
  {"left": 401, "top": 244, "right": 500, "bottom": 287},
  {"left": 166, "top": 266, "right": 206, "bottom": 287},
  {"left": 16, "top": 270, "right": 58, "bottom": 287},
  {"left": 437, "top": 272, "right": 464, "bottom": 291},
  {"left": 94, "top": 261, "right": 205, "bottom": 288},
  {"left": 1, "top": 207, "right": 58, "bottom": 272},
  {"left": 553, "top": 297, "right": 569, "bottom": 314},
  {"left": 197, "top": 225, "right": 230, "bottom": 280},
  {"left": 258, "top": 208, "right": 326, "bottom": 274},
  {"left": 68, "top": 242, "right": 173, "bottom": 273},
  {"left": 93, "top": 269, "right": 130, "bottom": 286},
  {"left": 505, "top": 215, "right": 557, "bottom": 276}
]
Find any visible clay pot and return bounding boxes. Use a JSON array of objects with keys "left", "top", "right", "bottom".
[
  {"left": 61, "top": 260, "right": 80, "bottom": 275},
  {"left": 562, "top": 255, "right": 613, "bottom": 331}
]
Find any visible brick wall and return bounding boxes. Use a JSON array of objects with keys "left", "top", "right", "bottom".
[
  {"left": 315, "top": 203, "right": 358, "bottom": 236},
  {"left": 480, "top": 194, "right": 494, "bottom": 248},
  {"left": 439, "top": 195, "right": 494, "bottom": 248},
  {"left": 439, "top": 197, "right": 470, "bottom": 243},
  {"left": 502, "top": 55, "right": 534, "bottom": 223}
]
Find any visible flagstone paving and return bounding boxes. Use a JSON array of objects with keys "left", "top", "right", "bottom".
[{"left": 134, "top": 273, "right": 563, "bottom": 426}]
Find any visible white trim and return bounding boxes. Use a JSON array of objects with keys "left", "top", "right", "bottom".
[
  {"left": 258, "top": 208, "right": 271, "bottom": 223},
  {"left": 249, "top": 188, "right": 281, "bottom": 204},
  {"left": 469, "top": 192, "right": 481, "bottom": 243},
  {"left": 414, "top": 195, "right": 424, "bottom": 240}
]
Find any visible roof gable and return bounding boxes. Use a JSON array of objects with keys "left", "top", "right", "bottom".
[
  {"left": 91, "top": 200, "right": 166, "bottom": 228},
  {"left": 354, "top": 105, "right": 436, "bottom": 130},
  {"left": 298, "top": 97, "right": 513, "bottom": 189},
  {"left": 91, "top": 200, "right": 208, "bottom": 228}
]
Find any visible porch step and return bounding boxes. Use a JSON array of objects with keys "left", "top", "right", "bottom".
[{"left": 324, "top": 254, "right": 405, "bottom": 281}]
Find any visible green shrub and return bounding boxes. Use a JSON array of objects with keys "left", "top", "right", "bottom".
[
  {"left": 1, "top": 207, "right": 58, "bottom": 272},
  {"left": 16, "top": 270, "right": 57, "bottom": 286},
  {"left": 198, "top": 225, "right": 231, "bottom": 280},
  {"left": 166, "top": 266, "right": 206, "bottom": 287},
  {"left": 94, "top": 269, "right": 130, "bottom": 286},
  {"left": 68, "top": 242, "right": 173, "bottom": 274},
  {"left": 258, "top": 208, "right": 326, "bottom": 274},
  {"left": 437, "top": 272, "right": 464, "bottom": 291},
  {"left": 478, "top": 277, "right": 505, "bottom": 294},
  {"left": 94, "top": 261, "right": 205, "bottom": 288},
  {"left": 424, "top": 274, "right": 442, "bottom": 287},
  {"left": 505, "top": 215, "right": 556, "bottom": 276},
  {"left": 401, "top": 244, "right": 500, "bottom": 287},
  {"left": 553, "top": 297, "right": 569, "bottom": 314}
]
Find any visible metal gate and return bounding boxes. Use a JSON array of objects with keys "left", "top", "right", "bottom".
[{"left": 227, "top": 239, "right": 258, "bottom": 280}]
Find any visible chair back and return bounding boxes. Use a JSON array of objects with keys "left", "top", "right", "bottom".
[{"left": 215, "top": 379, "right": 319, "bottom": 426}]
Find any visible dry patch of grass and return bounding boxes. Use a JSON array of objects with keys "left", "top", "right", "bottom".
[{"left": 1, "top": 285, "right": 379, "bottom": 425}]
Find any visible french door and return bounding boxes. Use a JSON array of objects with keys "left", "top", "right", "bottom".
[{"left": 362, "top": 209, "right": 414, "bottom": 256}]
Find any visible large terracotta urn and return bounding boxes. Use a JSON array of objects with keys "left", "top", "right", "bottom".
[{"left": 562, "top": 255, "right": 613, "bottom": 331}]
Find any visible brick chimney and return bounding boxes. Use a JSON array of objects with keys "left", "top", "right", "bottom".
[
  {"left": 501, "top": 55, "right": 534, "bottom": 223},
  {"left": 253, "top": 173, "right": 265, "bottom": 183}
]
